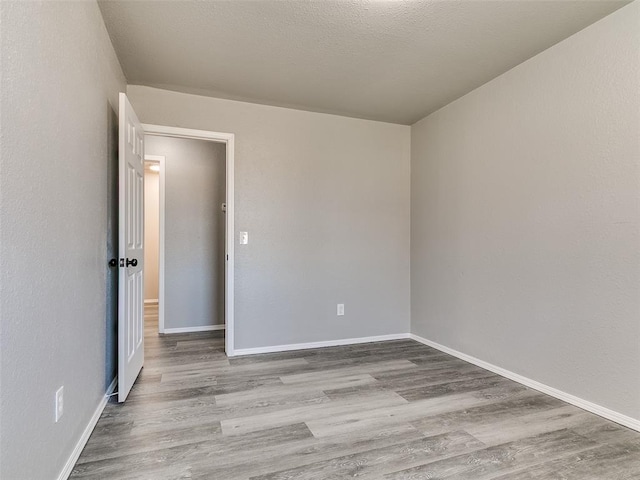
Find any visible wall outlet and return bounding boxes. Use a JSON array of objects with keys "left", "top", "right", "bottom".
[
  {"left": 55, "top": 386, "right": 64, "bottom": 423},
  {"left": 337, "top": 304, "right": 345, "bottom": 316}
]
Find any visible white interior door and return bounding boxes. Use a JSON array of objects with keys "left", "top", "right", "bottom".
[{"left": 118, "top": 92, "right": 145, "bottom": 402}]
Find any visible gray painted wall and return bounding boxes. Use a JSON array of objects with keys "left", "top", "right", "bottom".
[
  {"left": 0, "top": 1, "right": 126, "bottom": 479},
  {"left": 145, "top": 136, "right": 227, "bottom": 329},
  {"left": 129, "top": 86, "right": 412, "bottom": 349},
  {"left": 411, "top": 2, "right": 640, "bottom": 421}
]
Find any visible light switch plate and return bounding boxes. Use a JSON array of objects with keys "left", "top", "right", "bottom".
[
  {"left": 55, "top": 386, "right": 64, "bottom": 422},
  {"left": 239, "top": 232, "right": 248, "bottom": 245}
]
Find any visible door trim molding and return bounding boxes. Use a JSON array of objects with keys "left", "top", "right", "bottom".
[{"left": 142, "top": 124, "right": 236, "bottom": 356}]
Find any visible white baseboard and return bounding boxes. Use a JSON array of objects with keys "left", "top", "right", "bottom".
[
  {"left": 57, "top": 376, "right": 117, "bottom": 480},
  {"left": 232, "top": 333, "right": 410, "bottom": 357},
  {"left": 144, "top": 299, "right": 158, "bottom": 304},
  {"left": 163, "top": 324, "right": 225, "bottom": 334},
  {"left": 409, "top": 333, "right": 640, "bottom": 433}
]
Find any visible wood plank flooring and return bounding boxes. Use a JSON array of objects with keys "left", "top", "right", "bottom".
[{"left": 71, "top": 304, "right": 640, "bottom": 479}]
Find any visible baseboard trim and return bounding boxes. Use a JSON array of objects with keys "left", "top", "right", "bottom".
[
  {"left": 409, "top": 333, "right": 640, "bottom": 433},
  {"left": 232, "top": 333, "right": 410, "bottom": 357},
  {"left": 57, "top": 376, "right": 117, "bottom": 480},
  {"left": 144, "top": 299, "right": 158, "bottom": 304},
  {"left": 163, "top": 324, "right": 225, "bottom": 334}
]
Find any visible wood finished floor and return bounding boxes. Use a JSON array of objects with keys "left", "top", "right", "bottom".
[{"left": 71, "top": 304, "right": 640, "bottom": 479}]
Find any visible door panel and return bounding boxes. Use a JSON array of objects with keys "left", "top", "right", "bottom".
[{"left": 118, "top": 92, "right": 145, "bottom": 402}]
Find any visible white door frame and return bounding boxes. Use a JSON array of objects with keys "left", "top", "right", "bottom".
[
  {"left": 143, "top": 154, "right": 166, "bottom": 334},
  {"left": 142, "top": 124, "right": 236, "bottom": 357}
]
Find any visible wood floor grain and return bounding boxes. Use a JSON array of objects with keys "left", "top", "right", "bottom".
[{"left": 70, "top": 304, "right": 640, "bottom": 479}]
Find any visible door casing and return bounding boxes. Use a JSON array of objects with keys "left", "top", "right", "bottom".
[{"left": 142, "top": 125, "right": 236, "bottom": 357}]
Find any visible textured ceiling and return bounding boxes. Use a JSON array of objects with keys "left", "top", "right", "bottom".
[{"left": 99, "top": 0, "right": 629, "bottom": 125}]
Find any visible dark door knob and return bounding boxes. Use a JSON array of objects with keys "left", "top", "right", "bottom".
[
  {"left": 126, "top": 258, "right": 138, "bottom": 267},
  {"left": 108, "top": 258, "right": 118, "bottom": 268}
]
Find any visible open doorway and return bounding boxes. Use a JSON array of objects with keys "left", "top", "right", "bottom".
[
  {"left": 142, "top": 126, "right": 235, "bottom": 356},
  {"left": 143, "top": 158, "right": 162, "bottom": 340},
  {"left": 143, "top": 158, "right": 161, "bottom": 308}
]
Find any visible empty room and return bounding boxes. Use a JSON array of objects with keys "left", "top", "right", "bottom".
[{"left": 1, "top": 1, "right": 639, "bottom": 479}]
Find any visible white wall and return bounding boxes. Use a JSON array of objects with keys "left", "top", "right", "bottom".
[
  {"left": 129, "top": 86, "right": 412, "bottom": 350},
  {"left": 145, "top": 136, "right": 227, "bottom": 329},
  {"left": 411, "top": 2, "right": 640, "bottom": 421},
  {"left": 0, "top": 1, "right": 126, "bottom": 478},
  {"left": 144, "top": 170, "right": 160, "bottom": 301}
]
